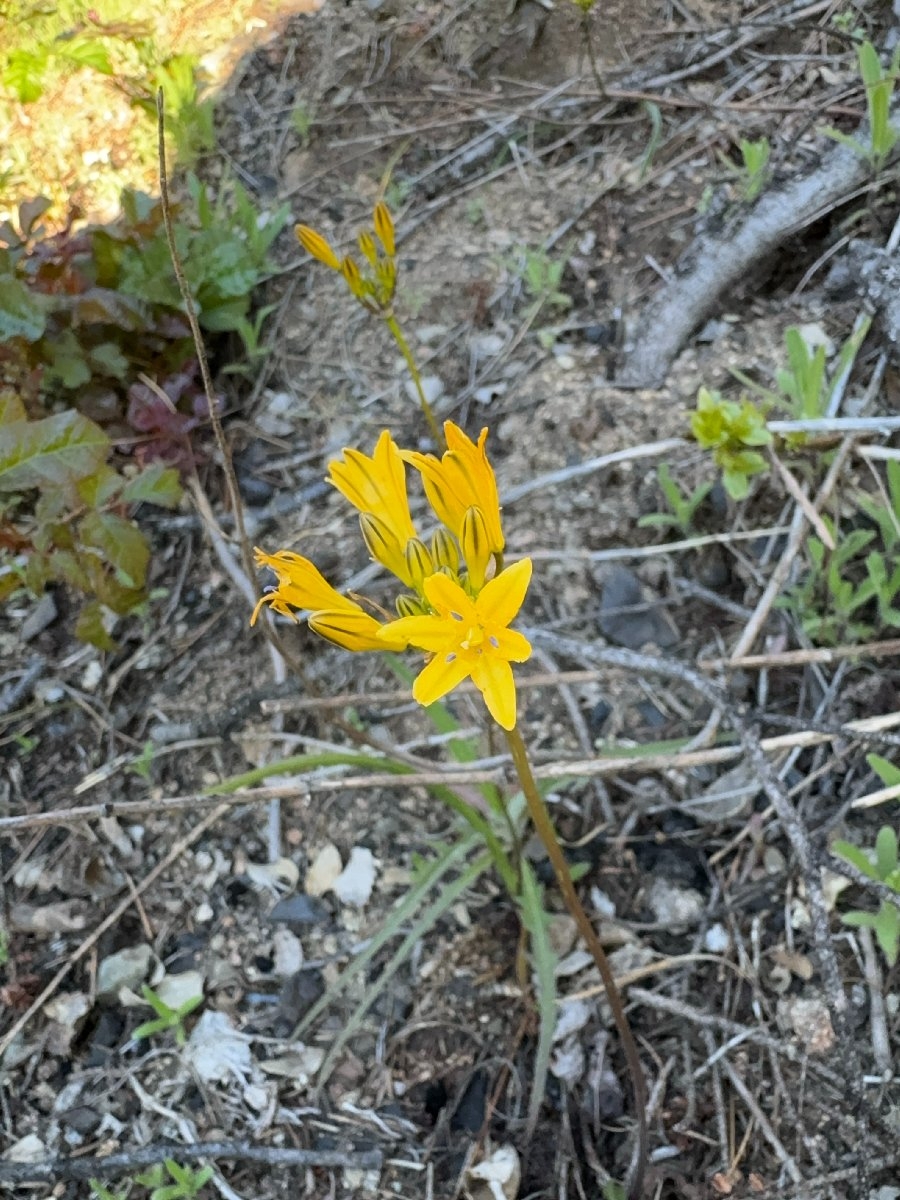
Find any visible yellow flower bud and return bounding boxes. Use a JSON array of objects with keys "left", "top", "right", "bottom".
[
  {"left": 359, "top": 512, "right": 414, "bottom": 587},
  {"left": 460, "top": 505, "right": 492, "bottom": 592},
  {"left": 358, "top": 231, "right": 378, "bottom": 266},
  {"left": 404, "top": 538, "right": 434, "bottom": 591},
  {"left": 373, "top": 201, "right": 395, "bottom": 258},
  {"left": 430, "top": 528, "right": 460, "bottom": 574},
  {"left": 296, "top": 224, "right": 341, "bottom": 271},
  {"left": 395, "top": 593, "right": 425, "bottom": 618}
]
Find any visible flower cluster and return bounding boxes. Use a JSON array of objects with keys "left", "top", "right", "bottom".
[
  {"left": 296, "top": 202, "right": 397, "bottom": 314},
  {"left": 252, "top": 422, "right": 531, "bottom": 729}
]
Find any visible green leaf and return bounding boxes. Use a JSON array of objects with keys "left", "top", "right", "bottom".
[
  {"left": 75, "top": 599, "right": 116, "bottom": 651},
  {"left": 76, "top": 466, "right": 123, "bottom": 507},
  {"left": 832, "top": 839, "right": 879, "bottom": 880},
  {"left": 57, "top": 39, "right": 113, "bottom": 74},
  {"left": 79, "top": 511, "right": 149, "bottom": 590},
  {"left": 0, "top": 393, "right": 25, "bottom": 424},
  {"left": 0, "top": 275, "right": 47, "bottom": 342},
  {"left": 88, "top": 341, "right": 130, "bottom": 380},
  {"left": 519, "top": 860, "right": 558, "bottom": 1136},
  {"left": 120, "top": 465, "right": 182, "bottom": 509},
  {"left": 3, "top": 49, "right": 48, "bottom": 103},
  {"left": 841, "top": 909, "right": 878, "bottom": 928},
  {"left": 0, "top": 411, "right": 108, "bottom": 491},
  {"left": 875, "top": 826, "right": 898, "bottom": 879},
  {"left": 874, "top": 900, "right": 899, "bottom": 965},
  {"left": 867, "top": 753, "right": 900, "bottom": 787}
]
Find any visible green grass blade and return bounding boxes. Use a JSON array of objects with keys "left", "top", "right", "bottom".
[
  {"left": 519, "top": 860, "right": 559, "bottom": 1137},
  {"left": 314, "top": 851, "right": 493, "bottom": 1086}
]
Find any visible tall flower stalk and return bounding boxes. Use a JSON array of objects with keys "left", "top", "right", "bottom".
[
  {"left": 252, "top": 422, "right": 646, "bottom": 1197},
  {"left": 296, "top": 203, "right": 443, "bottom": 448}
]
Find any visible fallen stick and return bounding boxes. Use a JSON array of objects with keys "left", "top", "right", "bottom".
[
  {"left": 617, "top": 114, "right": 900, "bottom": 388},
  {"left": 0, "top": 1142, "right": 382, "bottom": 1185}
]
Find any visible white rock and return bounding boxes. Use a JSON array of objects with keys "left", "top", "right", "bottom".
[
  {"left": 403, "top": 374, "right": 444, "bottom": 406},
  {"left": 186, "top": 1010, "right": 251, "bottom": 1083},
  {"left": 553, "top": 997, "right": 593, "bottom": 1043},
  {"left": 272, "top": 928, "right": 303, "bottom": 978},
  {"left": 550, "top": 1036, "right": 585, "bottom": 1086},
  {"left": 44, "top": 992, "right": 90, "bottom": 1029},
  {"left": 333, "top": 847, "right": 377, "bottom": 907},
  {"left": 5, "top": 1134, "right": 46, "bottom": 1162},
  {"left": 467, "top": 1145, "right": 521, "bottom": 1200},
  {"left": 80, "top": 659, "right": 103, "bottom": 692},
  {"left": 703, "top": 923, "right": 731, "bottom": 953},
  {"left": 154, "top": 969, "right": 204, "bottom": 1012},
  {"left": 305, "top": 843, "right": 343, "bottom": 897},
  {"left": 97, "top": 944, "right": 153, "bottom": 999},
  {"left": 647, "top": 877, "right": 704, "bottom": 927}
]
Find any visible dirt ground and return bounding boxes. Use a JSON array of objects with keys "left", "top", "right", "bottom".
[{"left": 3, "top": 1, "right": 900, "bottom": 1198}]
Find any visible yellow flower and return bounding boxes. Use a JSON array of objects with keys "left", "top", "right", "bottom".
[
  {"left": 251, "top": 547, "right": 405, "bottom": 651},
  {"left": 296, "top": 225, "right": 341, "bottom": 271},
  {"left": 403, "top": 422, "right": 504, "bottom": 555},
  {"left": 328, "top": 429, "right": 418, "bottom": 550},
  {"left": 377, "top": 558, "right": 532, "bottom": 730}
]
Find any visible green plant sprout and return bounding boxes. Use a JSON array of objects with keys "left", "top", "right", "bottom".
[
  {"left": 89, "top": 1182, "right": 129, "bottom": 1200},
  {"left": 515, "top": 244, "right": 572, "bottom": 313},
  {"left": 132, "top": 985, "right": 203, "bottom": 1046},
  {"left": 833, "top": 816, "right": 900, "bottom": 965},
  {"left": 638, "top": 462, "right": 713, "bottom": 537},
  {"left": 690, "top": 387, "right": 772, "bottom": 499},
  {"left": 135, "top": 1160, "right": 213, "bottom": 1200},
  {"left": 823, "top": 40, "right": 900, "bottom": 171},
  {"left": 730, "top": 319, "right": 871, "bottom": 441},
  {"left": 722, "top": 136, "right": 770, "bottom": 202},
  {"left": 779, "top": 524, "right": 879, "bottom": 644},
  {"left": 129, "top": 741, "right": 156, "bottom": 781},
  {"left": 857, "top": 458, "right": 900, "bottom": 552}
]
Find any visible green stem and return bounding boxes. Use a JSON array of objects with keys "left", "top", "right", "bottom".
[
  {"left": 384, "top": 313, "right": 444, "bottom": 449},
  {"left": 504, "top": 724, "right": 648, "bottom": 1200}
]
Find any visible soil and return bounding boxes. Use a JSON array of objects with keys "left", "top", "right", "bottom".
[{"left": 3, "top": 2, "right": 900, "bottom": 1199}]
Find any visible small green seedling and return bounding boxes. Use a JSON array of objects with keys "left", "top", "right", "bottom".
[
  {"left": 89, "top": 1182, "right": 129, "bottom": 1200},
  {"left": 690, "top": 387, "right": 772, "bottom": 499},
  {"left": 779, "top": 525, "right": 878, "bottom": 644},
  {"left": 857, "top": 458, "right": 900, "bottom": 553},
  {"left": 132, "top": 985, "right": 203, "bottom": 1046},
  {"left": 730, "top": 319, "right": 871, "bottom": 441},
  {"left": 517, "top": 245, "right": 572, "bottom": 313},
  {"left": 135, "top": 1160, "right": 213, "bottom": 1200},
  {"left": 639, "top": 463, "right": 713, "bottom": 537},
  {"left": 823, "top": 40, "right": 900, "bottom": 171},
  {"left": 129, "top": 741, "right": 155, "bottom": 782},
  {"left": 726, "top": 136, "right": 771, "bottom": 202},
  {"left": 833, "top": 818, "right": 900, "bottom": 966}
]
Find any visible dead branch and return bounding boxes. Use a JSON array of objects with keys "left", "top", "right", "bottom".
[
  {"left": 0, "top": 1142, "right": 382, "bottom": 1185},
  {"left": 617, "top": 120, "right": 900, "bottom": 389}
]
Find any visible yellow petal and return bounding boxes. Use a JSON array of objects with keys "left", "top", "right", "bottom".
[
  {"left": 476, "top": 558, "right": 532, "bottom": 628},
  {"left": 359, "top": 512, "right": 414, "bottom": 586},
  {"left": 254, "top": 547, "right": 358, "bottom": 613},
  {"left": 309, "top": 609, "right": 406, "bottom": 652},
  {"left": 471, "top": 654, "right": 517, "bottom": 730},
  {"left": 430, "top": 527, "right": 460, "bottom": 574},
  {"left": 490, "top": 627, "right": 532, "bottom": 662},
  {"left": 358, "top": 230, "right": 378, "bottom": 266},
  {"left": 422, "top": 572, "right": 477, "bottom": 623},
  {"left": 413, "top": 650, "right": 473, "bottom": 707},
  {"left": 405, "top": 537, "right": 433, "bottom": 590},
  {"left": 378, "top": 614, "right": 453, "bottom": 652},
  {"left": 295, "top": 225, "right": 341, "bottom": 271},
  {"left": 329, "top": 433, "right": 417, "bottom": 546}
]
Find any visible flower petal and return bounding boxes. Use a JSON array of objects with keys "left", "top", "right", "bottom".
[
  {"left": 296, "top": 225, "right": 341, "bottom": 271},
  {"left": 476, "top": 558, "right": 532, "bottom": 628},
  {"left": 470, "top": 655, "right": 517, "bottom": 730},
  {"left": 489, "top": 627, "right": 532, "bottom": 662},
  {"left": 413, "top": 651, "right": 473, "bottom": 708},
  {"left": 310, "top": 609, "right": 406, "bottom": 652},
  {"left": 377, "top": 614, "right": 453, "bottom": 653},
  {"left": 422, "top": 572, "right": 477, "bottom": 622},
  {"left": 254, "top": 548, "right": 357, "bottom": 613}
]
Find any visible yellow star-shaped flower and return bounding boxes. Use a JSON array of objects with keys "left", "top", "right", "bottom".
[{"left": 378, "top": 558, "right": 532, "bottom": 730}]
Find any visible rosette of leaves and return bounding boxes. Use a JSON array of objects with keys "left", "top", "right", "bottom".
[{"left": 690, "top": 386, "right": 772, "bottom": 499}]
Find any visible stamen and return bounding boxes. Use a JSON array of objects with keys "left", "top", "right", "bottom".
[
  {"left": 450, "top": 610, "right": 464, "bottom": 621},
  {"left": 489, "top": 635, "right": 499, "bottom": 648},
  {"left": 446, "top": 652, "right": 456, "bottom": 662}
]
